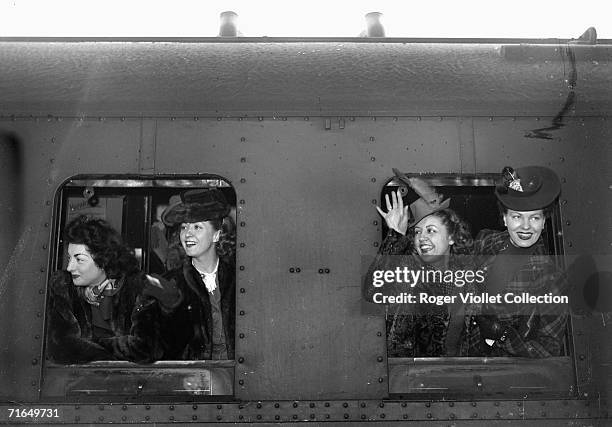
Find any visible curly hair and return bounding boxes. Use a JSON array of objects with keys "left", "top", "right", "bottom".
[
  {"left": 410, "top": 209, "right": 473, "bottom": 255},
  {"left": 64, "top": 215, "right": 139, "bottom": 279},
  {"left": 209, "top": 216, "right": 236, "bottom": 260}
]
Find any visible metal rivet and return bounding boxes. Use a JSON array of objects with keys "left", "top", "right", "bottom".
[
  {"left": 361, "top": 414, "right": 366, "bottom": 419},
  {"left": 239, "top": 265, "right": 245, "bottom": 271},
  {"left": 378, "top": 377, "right": 384, "bottom": 383},
  {"left": 403, "top": 414, "right": 408, "bottom": 419},
  {"left": 42, "top": 244, "right": 48, "bottom": 249},
  {"left": 401, "top": 403, "right": 407, "bottom": 408},
  {"left": 240, "top": 137, "right": 246, "bottom": 142},
  {"left": 579, "top": 354, "right": 585, "bottom": 360},
  {"left": 427, "top": 413, "right": 432, "bottom": 418},
  {"left": 31, "top": 358, "right": 38, "bottom": 365},
  {"left": 274, "top": 403, "right": 280, "bottom": 408},
  {"left": 256, "top": 415, "right": 262, "bottom": 420},
  {"left": 373, "top": 242, "right": 379, "bottom": 247},
  {"left": 377, "top": 356, "right": 383, "bottom": 362},
  {"left": 275, "top": 415, "right": 280, "bottom": 420},
  {"left": 34, "top": 335, "right": 40, "bottom": 339},
  {"left": 373, "top": 220, "right": 378, "bottom": 225},
  {"left": 325, "top": 402, "right": 330, "bottom": 407},
  {"left": 324, "top": 268, "right": 330, "bottom": 273},
  {"left": 371, "top": 177, "right": 376, "bottom": 183},
  {"left": 379, "top": 402, "right": 384, "bottom": 408},
  {"left": 566, "top": 220, "right": 571, "bottom": 226},
  {"left": 44, "top": 222, "right": 49, "bottom": 227},
  {"left": 192, "top": 415, "right": 197, "bottom": 420},
  {"left": 39, "top": 267, "right": 45, "bottom": 273},
  {"left": 38, "top": 289, "right": 44, "bottom": 294},
  {"left": 289, "top": 268, "right": 295, "bottom": 273},
  {"left": 239, "top": 333, "right": 245, "bottom": 339},
  {"left": 449, "top": 402, "right": 454, "bottom": 407},
  {"left": 318, "top": 268, "right": 324, "bottom": 274},
  {"left": 240, "top": 243, "right": 245, "bottom": 248},
  {"left": 240, "top": 288, "right": 245, "bottom": 293},
  {"left": 238, "top": 415, "right": 244, "bottom": 420},
  {"left": 494, "top": 402, "right": 500, "bottom": 406},
  {"left": 343, "top": 403, "right": 348, "bottom": 408},
  {"left": 344, "top": 414, "right": 349, "bottom": 419},
  {"left": 239, "top": 380, "right": 244, "bottom": 385},
  {"left": 238, "top": 357, "right": 245, "bottom": 363},
  {"left": 360, "top": 402, "right": 366, "bottom": 408},
  {"left": 296, "top": 268, "right": 301, "bottom": 273},
  {"left": 472, "top": 402, "right": 477, "bottom": 407},
  {"left": 376, "top": 331, "right": 382, "bottom": 336},
  {"left": 370, "top": 157, "right": 376, "bottom": 161},
  {"left": 369, "top": 136, "right": 375, "bottom": 141},
  {"left": 239, "top": 310, "right": 245, "bottom": 315},
  {"left": 240, "top": 178, "right": 246, "bottom": 183},
  {"left": 257, "top": 403, "right": 262, "bottom": 409},
  {"left": 239, "top": 199, "right": 245, "bottom": 204},
  {"left": 426, "top": 402, "right": 431, "bottom": 407},
  {"left": 240, "top": 157, "right": 246, "bottom": 163},
  {"left": 192, "top": 405, "right": 198, "bottom": 410},
  {"left": 240, "top": 221, "right": 246, "bottom": 227},
  {"left": 380, "top": 413, "right": 386, "bottom": 418}
]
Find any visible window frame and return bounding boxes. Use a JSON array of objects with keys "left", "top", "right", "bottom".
[
  {"left": 42, "top": 174, "right": 238, "bottom": 401},
  {"left": 380, "top": 173, "right": 575, "bottom": 399}
]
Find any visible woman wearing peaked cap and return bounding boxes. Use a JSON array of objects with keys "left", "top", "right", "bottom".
[
  {"left": 364, "top": 171, "right": 474, "bottom": 356},
  {"left": 155, "top": 188, "right": 236, "bottom": 360},
  {"left": 460, "top": 166, "right": 569, "bottom": 357}
]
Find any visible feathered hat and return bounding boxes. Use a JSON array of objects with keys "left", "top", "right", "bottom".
[
  {"left": 392, "top": 168, "right": 451, "bottom": 227},
  {"left": 495, "top": 166, "right": 561, "bottom": 211}
]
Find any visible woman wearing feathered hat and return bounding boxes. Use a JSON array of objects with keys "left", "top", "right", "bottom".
[
  {"left": 460, "top": 166, "right": 569, "bottom": 357},
  {"left": 364, "top": 171, "right": 474, "bottom": 356},
  {"left": 153, "top": 188, "right": 236, "bottom": 360}
]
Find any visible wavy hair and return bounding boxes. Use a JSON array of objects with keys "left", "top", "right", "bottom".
[
  {"left": 209, "top": 215, "right": 236, "bottom": 260},
  {"left": 64, "top": 215, "right": 139, "bottom": 278},
  {"left": 411, "top": 209, "right": 473, "bottom": 255}
]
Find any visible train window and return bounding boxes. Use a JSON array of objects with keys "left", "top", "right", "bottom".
[
  {"left": 372, "top": 174, "right": 572, "bottom": 398},
  {"left": 42, "top": 176, "right": 237, "bottom": 400}
]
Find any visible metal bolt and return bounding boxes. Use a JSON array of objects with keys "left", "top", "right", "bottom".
[
  {"left": 240, "top": 288, "right": 245, "bottom": 293},
  {"left": 239, "top": 265, "right": 245, "bottom": 271}
]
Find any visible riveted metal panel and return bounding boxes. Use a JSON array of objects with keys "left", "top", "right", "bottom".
[
  {"left": 0, "top": 399, "right": 603, "bottom": 424},
  {"left": 155, "top": 117, "right": 385, "bottom": 399},
  {"left": 0, "top": 119, "right": 145, "bottom": 401}
]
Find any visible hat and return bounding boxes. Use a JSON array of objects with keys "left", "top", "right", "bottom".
[
  {"left": 495, "top": 166, "right": 561, "bottom": 211},
  {"left": 161, "top": 189, "right": 230, "bottom": 226},
  {"left": 393, "top": 168, "right": 451, "bottom": 227}
]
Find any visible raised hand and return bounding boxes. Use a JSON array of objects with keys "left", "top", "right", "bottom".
[{"left": 375, "top": 190, "right": 410, "bottom": 235}]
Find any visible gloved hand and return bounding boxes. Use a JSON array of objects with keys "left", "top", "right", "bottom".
[
  {"left": 475, "top": 315, "right": 505, "bottom": 340},
  {"left": 143, "top": 274, "right": 182, "bottom": 311}
]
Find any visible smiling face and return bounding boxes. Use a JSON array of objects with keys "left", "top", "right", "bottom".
[
  {"left": 66, "top": 243, "right": 107, "bottom": 287},
  {"left": 180, "top": 221, "right": 220, "bottom": 260},
  {"left": 503, "top": 209, "right": 545, "bottom": 248},
  {"left": 413, "top": 215, "right": 454, "bottom": 263}
]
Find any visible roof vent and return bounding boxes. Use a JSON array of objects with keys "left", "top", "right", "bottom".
[
  {"left": 360, "top": 12, "right": 385, "bottom": 37},
  {"left": 218, "top": 11, "right": 240, "bottom": 37}
]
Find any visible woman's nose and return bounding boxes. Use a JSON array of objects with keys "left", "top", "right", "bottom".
[
  {"left": 66, "top": 259, "right": 76, "bottom": 271},
  {"left": 521, "top": 218, "right": 530, "bottom": 229}
]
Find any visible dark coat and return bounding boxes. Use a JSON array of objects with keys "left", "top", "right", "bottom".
[
  {"left": 161, "top": 258, "right": 235, "bottom": 360},
  {"left": 47, "top": 270, "right": 164, "bottom": 364}
]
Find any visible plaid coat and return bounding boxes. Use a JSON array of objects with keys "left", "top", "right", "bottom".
[{"left": 459, "top": 230, "right": 568, "bottom": 358}]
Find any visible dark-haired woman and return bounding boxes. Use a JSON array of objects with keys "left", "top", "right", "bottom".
[
  {"left": 48, "top": 216, "right": 164, "bottom": 363},
  {"left": 158, "top": 188, "right": 236, "bottom": 360},
  {"left": 460, "top": 166, "right": 568, "bottom": 357},
  {"left": 365, "top": 177, "right": 474, "bottom": 356}
]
